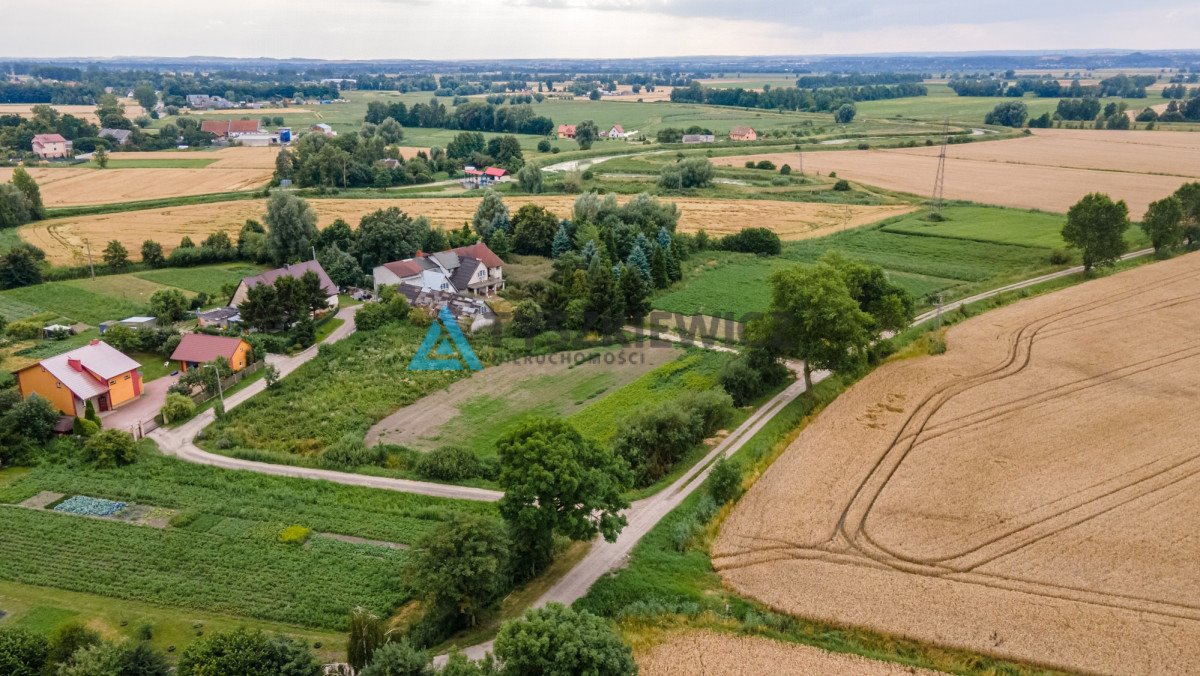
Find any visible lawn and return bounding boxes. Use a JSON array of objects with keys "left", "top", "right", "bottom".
[
  {"left": 131, "top": 351, "right": 173, "bottom": 382},
  {"left": 569, "top": 349, "right": 732, "bottom": 444},
  {"left": 0, "top": 282, "right": 151, "bottom": 326},
  {"left": 134, "top": 263, "right": 265, "bottom": 297}
]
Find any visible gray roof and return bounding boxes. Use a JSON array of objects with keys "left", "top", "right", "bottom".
[
  {"left": 100, "top": 128, "right": 132, "bottom": 142},
  {"left": 430, "top": 250, "right": 459, "bottom": 271},
  {"left": 198, "top": 307, "right": 240, "bottom": 321},
  {"left": 240, "top": 260, "right": 336, "bottom": 297},
  {"left": 37, "top": 341, "right": 139, "bottom": 399},
  {"left": 448, "top": 256, "right": 480, "bottom": 291}
]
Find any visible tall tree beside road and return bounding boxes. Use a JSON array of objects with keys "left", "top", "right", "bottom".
[{"left": 1062, "top": 193, "right": 1129, "bottom": 272}]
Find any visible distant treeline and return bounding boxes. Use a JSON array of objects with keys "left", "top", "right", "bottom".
[
  {"left": 949, "top": 74, "right": 1156, "bottom": 99},
  {"left": 670, "top": 82, "right": 926, "bottom": 112},
  {"left": 365, "top": 98, "right": 554, "bottom": 135},
  {"left": 795, "top": 72, "right": 927, "bottom": 88}
]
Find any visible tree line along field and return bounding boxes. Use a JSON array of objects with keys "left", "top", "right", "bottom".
[
  {"left": 651, "top": 205, "right": 1150, "bottom": 319},
  {"left": 18, "top": 195, "right": 915, "bottom": 266},
  {"left": 0, "top": 449, "right": 495, "bottom": 631},
  {"left": 713, "top": 251, "right": 1200, "bottom": 674}
]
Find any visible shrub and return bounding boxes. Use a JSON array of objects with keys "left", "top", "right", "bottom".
[
  {"left": 83, "top": 430, "right": 138, "bottom": 468},
  {"left": 278, "top": 524, "right": 311, "bottom": 545},
  {"left": 321, "top": 433, "right": 386, "bottom": 469},
  {"left": 612, "top": 390, "right": 734, "bottom": 487},
  {"left": 414, "top": 446, "right": 483, "bottom": 482},
  {"left": 833, "top": 179, "right": 851, "bottom": 191},
  {"left": 0, "top": 627, "right": 49, "bottom": 676},
  {"left": 744, "top": 160, "right": 755, "bottom": 169},
  {"left": 779, "top": 164, "right": 791, "bottom": 175},
  {"left": 1048, "top": 248, "right": 1073, "bottom": 265},
  {"left": 536, "top": 139, "right": 551, "bottom": 152},
  {"left": 718, "top": 227, "right": 782, "bottom": 255},
  {"left": 5, "top": 320, "right": 42, "bottom": 340},
  {"left": 755, "top": 160, "right": 775, "bottom": 170},
  {"left": 707, "top": 455, "right": 742, "bottom": 503},
  {"left": 160, "top": 392, "right": 196, "bottom": 423},
  {"left": 177, "top": 629, "right": 318, "bottom": 676}
]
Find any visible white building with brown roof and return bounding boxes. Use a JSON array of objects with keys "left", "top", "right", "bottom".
[{"left": 372, "top": 242, "right": 504, "bottom": 297}]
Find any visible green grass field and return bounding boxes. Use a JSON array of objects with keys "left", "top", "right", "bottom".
[
  {"left": 0, "top": 448, "right": 497, "bottom": 630},
  {"left": 569, "top": 350, "right": 730, "bottom": 444},
  {"left": 0, "top": 263, "right": 261, "bottom": 325},
  {"left": 856, "top": 82, "right": 1166, "bottom": 126},
  {"left": 134, "top": 263, "right": 263, "bottom": 297},
  {"left": 651, "top": 205, "right": 1141, "bottom": 319}
]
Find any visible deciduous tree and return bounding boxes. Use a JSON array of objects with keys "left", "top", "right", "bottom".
[
  {"left": 264, "top": 192, "right": 319, "bottom": 264},
  {"left": 493, "top": 603, "right": 635, "bottom": 676},
  {"left": 1141, "top": 195, "right": 1185, "bottom": 256},
  {"left": 406, "top": 513, "right": 511, "bottom": 627},
  {"left": 497, "top": 418, "right": 629, "bottom": 579},
  {"left": 1062, "top": 193, "right": 1129, "bottom": 272}
]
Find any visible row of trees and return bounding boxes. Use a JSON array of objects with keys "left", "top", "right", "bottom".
[
  {"left": 1060, "top": 185, "right": 1200, "bottom": 272},
  {"left": 364, "top": 98, "right": 554, "bottom": 136},
  {"left": 671, "top": 82, "right": 924, "bottom": 113},
  {"left": 274, "top": 126, "right": 440, "bottom": 189}
]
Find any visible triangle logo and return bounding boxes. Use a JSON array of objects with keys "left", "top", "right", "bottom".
[{"left": 409, "top": 305, "right": 483, "bottom": 371}]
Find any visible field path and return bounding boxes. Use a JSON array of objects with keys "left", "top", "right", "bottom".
[{"left": 148, "top": 305, "right": 504, "bottom": 503}]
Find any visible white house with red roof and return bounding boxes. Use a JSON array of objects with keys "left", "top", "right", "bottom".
[
  {"left": 32, "top": 133, "right": 72, "bottom": 159},
  {"left": 372, "top": 242, "right": 505, "bottom": 297},
  {"left": 605, "top": 124, "right": 626, "bottom": 139}
]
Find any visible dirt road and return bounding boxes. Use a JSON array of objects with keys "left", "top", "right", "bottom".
[{"left": 148, "top": 305, "right": 503, "bottom": 503}]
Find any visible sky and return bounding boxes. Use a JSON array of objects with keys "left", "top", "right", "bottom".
[{"left": 4, "top": 0, "right": 1199, "bottom": 60}]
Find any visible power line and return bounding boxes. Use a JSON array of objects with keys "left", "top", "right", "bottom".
[{"left": 931, "top": 118, "right": 949, "bottom": 216}]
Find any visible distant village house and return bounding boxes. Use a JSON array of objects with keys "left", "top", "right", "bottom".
[
  {"left": 99, "top": 128, "right": 132, "bottom": 146},
  {"left": 186, "top": 94, "right": 234, "bottom": 110},
  {"left": 681, "top": 134, "right": 715, "bottom": 144},
  {"left": 200, "top": 119, "right": 262, "bottom": 139},
  {"left": 32, "top": 133, "right": 72, "bottom": 159},
  {"left": 729, "top": 126, "right": 758, "bottom": 142},
  {"left": 556, "top": 124, "right": 576, "bottom": 139}
]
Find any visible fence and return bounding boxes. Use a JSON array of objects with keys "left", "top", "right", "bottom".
[{"left": 131, "top": 361, "right": 266, "bottom": 437}]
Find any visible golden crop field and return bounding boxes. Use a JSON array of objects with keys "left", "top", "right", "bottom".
[
  {"left": 0, "top": 100, "right": 145, "bottom": 123},
  {"left": 715, "top": 252, "right": 1200, "bottom": 674},
  {"left": 638, "top": 631, "right": 938, "bottom": 675},
  {"left": 714, "top": 128, "right": 1200, "bottom": 218},
  {"left": 21, "top": 195, "right": 913, "bottom": 265},
  {"left": 0, "top": 166, "right": 272, "bottom": 207}
]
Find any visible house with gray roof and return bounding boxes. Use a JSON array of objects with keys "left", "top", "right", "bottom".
[{"left": 372, "top": 242, "right": 505, "bottom": 297}]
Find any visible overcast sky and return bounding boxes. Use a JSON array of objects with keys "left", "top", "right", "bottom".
[{"left": 4, "top": 0, "right": 1199, "bottom": 60}]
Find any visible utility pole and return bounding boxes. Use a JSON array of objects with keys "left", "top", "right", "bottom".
[
  {"left": 206, "top": 363, "right": 225, "bottom": 410},
  {"left": 931, "top": 118, "right": 949, "bottom": 217},
  {"left": 797, "top": 145, "right": 804, "bottom": 176},
  {"left": 934, "top": 292, "right": 945, "bottom": 329},
  {"left": 84, "top": 239, "right": 95, "bottom": 280}
]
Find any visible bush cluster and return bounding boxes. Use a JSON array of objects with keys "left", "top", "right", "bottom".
[{"left": 612, "top": 389, "right": 734, "bottom": 487}]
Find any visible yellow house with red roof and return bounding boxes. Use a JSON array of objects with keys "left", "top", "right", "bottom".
[{"left": 14, "top": 340, "right": 143, "bottom": 416}]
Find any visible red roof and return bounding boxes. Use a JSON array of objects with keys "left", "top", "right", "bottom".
[
  {"left": 483, "top": 167, "right": 507, "bottom": 177},
  {"left": 381, "top": 259, "right": 425, "bottom": 278},
  {"left": 557, "top": 124, "right": 576, "bottom": 135},
  {"left": 611, "top": 124, "right": 624, "bottom": 133},
  {"left": 228, "top": 119, "right": 261, "bottom": 134},
  {"left": 33, "top": 133, "right": 67, "bottom": 144},
  {"left": 452, "top": 242, "right": 504, "bottom": 268},
  {"left": 200, "top": 119, "right": 261, "bottom": 137},
  {"left": 170, "top": 334, "right": 246, "bottom": 364}
]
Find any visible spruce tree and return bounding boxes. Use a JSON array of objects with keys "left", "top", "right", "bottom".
[
  {"left": 625, "top": 243, "right": 651, "bottom": 279},
  {"left": 551, "top": 222, "right": 572, "bottom": 258},
  {"left": 650, "top": 245, "right": 669, "bottom": 288},
  {"left": 619, "top": 265, "right": 651, "bottom": 323}
]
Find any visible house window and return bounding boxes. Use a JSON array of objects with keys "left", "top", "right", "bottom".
[
  {"left": 55, "top": 381, "right": 61, "bottom": 388},
  {"left": 109, "top": 380, "right": 117, "bottom": 386},
  {"left": 124, "top": 374, "right": 131, "bottom": 380}
]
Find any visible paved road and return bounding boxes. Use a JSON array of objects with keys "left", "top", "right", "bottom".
[
  {"left": 149, "top": 305, "right": 504, "bottom": 503},
  {"left": 102, "top": 374, "right": 177, "bottom": 435}
]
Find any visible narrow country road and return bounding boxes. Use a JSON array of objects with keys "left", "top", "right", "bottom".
[
  {"left": 148, "top": 304, "right": 504, "bottom": 503},
  {"left": 436, "top": 250, "right": 1158, "bottom": 662}
]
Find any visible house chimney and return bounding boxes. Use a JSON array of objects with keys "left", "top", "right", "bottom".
[
  {"left": 416, "top": 249, "right": 423, "bottom": 257},
  {"left": 68, "top": 358, "right": 83, "bottom": 372},
  {"left": 89, "top": 339, "right": 100, "bottom": 346}
]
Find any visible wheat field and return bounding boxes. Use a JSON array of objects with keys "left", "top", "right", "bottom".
[{"left": 715, "top": 251, "right": 1200, "bottom": 674}]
